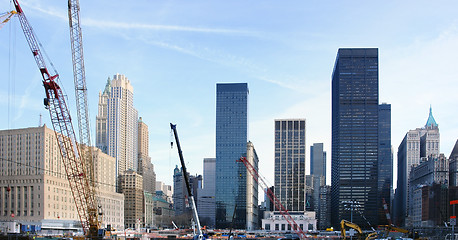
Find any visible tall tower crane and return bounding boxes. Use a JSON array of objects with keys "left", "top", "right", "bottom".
[
  {"left": 12, "top": 0, "right": 99, "bottom": 237},
  {"left": 67, "top": 0, "right": 100, "bottom": 234},
  {"left": 237, "top": 157, "right": 307, "bottom": 239}
]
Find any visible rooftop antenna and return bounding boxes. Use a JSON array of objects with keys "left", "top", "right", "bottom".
[{"left": 39, "top": 113, "right": 42, "bottom": 127}]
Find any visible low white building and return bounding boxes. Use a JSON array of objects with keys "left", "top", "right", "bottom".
[{"left": 261, "top": 211, "right": 316, "bottom": 232}]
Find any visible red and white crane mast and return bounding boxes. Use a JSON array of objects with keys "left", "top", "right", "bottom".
[
  {"left": 237, "top": 157, "right": 307, "bottom": 239},
  {"left": 12, "top": 0, "right": 97, "bottom": 236}
]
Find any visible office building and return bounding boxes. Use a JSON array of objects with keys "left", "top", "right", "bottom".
[
  {"left": 173, "top": 166, "right": 186, "bottom": 216},
  {"left": 450, "top": 140, "right": 458, "bottom": 187},
  {"left": 215, "top": 83, "right": 249, "bottom": 229},
  {"left": 152, "top": 193, "right": 174, "bottom": 229},
  {"left": 246, "top": 141, "right": 259, "bottom": 230},
  {"left": 156, "top": 181, "right": 173, "bottom": 203},
  {"left": 310, "top": 143, "right": 327, "bottom": 225},
  {"left": 144, "top": 192, "right": 154, "bottom": 228},
  {"left": 310, "top": 143, "right": 326, "bottom": 181},
  {"left": 274, "top": 119, "right": 306, "bottom": 212},
  {"left": 119, "top": 169, "right": 143, "bottom": 229},
  {"left": 197, "top": 158, "right": 216, "bottom": 228},
  {"left": 96, "top": 74, "right": 139, "bottom": 179},
  {"left": 0, "top": 126, "right": 124, "bottom": 232},
  {"left": 173, "top": 165, "right": 202, "bottom": 217},
  {"left": 137, "top": 117, "right": 156, "bottom": 194},
  {"left": 409, "top": 154, "right": 448, "bottom": 227},
  {"left": 331, "top": 48, "right": 379, "bottom": 228},
  {"left": 378, "top": 103, "right": 392, "bottom": 225},
  {"left": 395, "top": 107, "right": 440, "bottom": 226},
  {"left": 318, "top": 185, "right": 331, "bottom": 230}
]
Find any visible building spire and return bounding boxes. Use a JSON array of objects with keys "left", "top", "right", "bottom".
[
  {"left": 102, "top": 77, "right": 111, "bottom": 95},
  {"left": 425, "top": 105, "right": 438, "bottom": 129}
]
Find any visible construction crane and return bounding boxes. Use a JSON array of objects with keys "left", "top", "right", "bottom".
[
  {"left": 0, "top": 10, "right": 16, "bottom": 30},
  {"left": 237, "top": 157, "right": 307, "bottom": 239},
  {"left": 67, "top": 0, "right": 101, "bottom": 235},
  {"left": 170, "top": 123, "right": 204, "bottom": 240},
  {"left": 12, "top": 0, "right": 99, "bottom": 237}
]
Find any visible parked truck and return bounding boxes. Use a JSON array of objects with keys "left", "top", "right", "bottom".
[{"left": 0, "top": 221, "right": 21, "bottom": 234}]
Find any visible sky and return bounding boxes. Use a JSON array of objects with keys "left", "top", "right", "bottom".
[{"left": 1, "top": 0, "right": 458, "bottom": 191}]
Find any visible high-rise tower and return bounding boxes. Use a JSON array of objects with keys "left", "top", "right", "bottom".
[
  {"left": 215, "top": 83, "right": 248, "bottom": 229},
  {"left": 274, "top": 119, "right": 307, "bottom": 212},
  {"left": 198, "top": 158, "right": 216, "bottom": 228},
  {"left": 331, "top": 48, "right": 379, "bottom": 228},
  {"left": 138, "top": 117, "right": 156, "bottom": 194},
  {"left": 394, "top": 107, "right": 439, "bottom": 226},
  {"left": 310, "top": 143, "right": 326, "bottom": 182},
  {"left": 378, "top": 103, "right": 392, "bottom": 225},
  {"left": 96, "top": 74, "right": 138, "bottom": 181}
]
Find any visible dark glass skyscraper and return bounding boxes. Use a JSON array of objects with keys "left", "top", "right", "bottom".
[
  {"left": 378, "top": 103, "right": 392, "bottom": 225},
  {"left": 215, "top": 83, "right": 248, "bottom": 229},
  {"left": 311, "top": 143, "right": 326, "bottom": 182},
  {"left": 331, "top": 48, "right": 379, "bottom": 228}
]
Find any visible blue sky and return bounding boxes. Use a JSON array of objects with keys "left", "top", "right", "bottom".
[{"left": 1, "top": 0, "right": 458, "bottom": 189}]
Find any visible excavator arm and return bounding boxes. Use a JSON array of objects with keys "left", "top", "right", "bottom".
[{"left": 340, "top": 220, "right": 363, "bottom": 239}]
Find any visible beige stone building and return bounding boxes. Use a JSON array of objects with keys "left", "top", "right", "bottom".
[
  {"left": 0, "top": 126, "right": 124, "bottom": 232},
  {"left": 119, "top": 169, "right": 143, "bottom": 229}
]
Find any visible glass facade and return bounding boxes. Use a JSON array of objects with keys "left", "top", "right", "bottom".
[
  {"left": 215, "top": 83, "right": 248, "bottom": 229},
  {"left": 274, "top": 119, "right": 306, "bottom": 212},
  {"left": 331, "top": 48, "right": 379, "bottom": 228},
  {"left": 378, "top": 103, "right": 392, "bottom": 225},
  {"left": 310, "top": 143, "right": 326, "bottom": 181}
]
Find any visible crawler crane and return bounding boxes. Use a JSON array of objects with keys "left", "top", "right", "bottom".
[
  {"left": 67, "top": 0, "right": 101, "bottom": 235},
  {"left": 12, "top": 0, "right": 100, "bottom": 237}
]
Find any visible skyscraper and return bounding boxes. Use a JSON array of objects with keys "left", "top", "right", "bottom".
[
  {"left": 137, "top": 117, "right": 156, "bottom": 194},
  {"left": 274, "top": 119, "right": 306, "bottom": 212},
  {"left": 96, "top": 74, "right": 139, "bottom": 180},
  {"left": 198, "top": 158, "right": 216, "bottom": 228},
  {"left": 310, "top": 143, "right": 326, "bottom": 181},
  {"left": 378, "top": 103, "right": 392, "bottom": 225},
  {"left": 310, "top": 143, "right": 327, "bottom": 226},
  {"left": 394, "top": 107, "right": 439, "bottom": 226},
  {"left": 246, "top": 141, "right": 259, "bottom": 230},
  {"left": 331, "top": 48, "right": 379, "bottom": 228},
  {"left": 173, "top": 165, "right": 202, "bottom": 217},
  {"left": 215, "top": 83, "right": 248, "bottom": 229}
]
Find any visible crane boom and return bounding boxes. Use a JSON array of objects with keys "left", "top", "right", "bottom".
[
  {"left": 0, "top": 10, "right": 17, "bottom": 30},
  {"left": 67, "top": 0, "right": 100, "bottom": 236},
  {"left": 237, "top": 157, "right": 307, "bottom": 239},
  {"left": 170, "top": 123, "right": 203, "bottom": 240},
  {"left": 12, "top": 0, "right": 97, "bottom": 236}
]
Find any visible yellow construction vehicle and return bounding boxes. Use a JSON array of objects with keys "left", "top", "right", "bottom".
[
  {"left": 381, "top": 224, "right": 420, "bottom": 240},
  {"left": 340, "top": 220, "right": 378, "bottom": 240}
]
